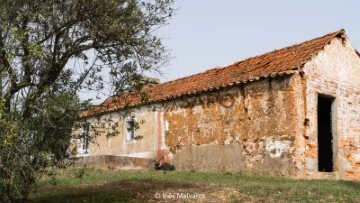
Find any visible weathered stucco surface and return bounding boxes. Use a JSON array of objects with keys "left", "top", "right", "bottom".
[
  {"left": 74, "top": 155, "right": 154, "bottom": 170},
  {"left": 74, "top": 106, "right": 164, "bottom": 160},
  {"left": 302, "top": 38, "right": 360, "bottom": 180},
  {"left": 163, "top": 75, "right": 303, "bottom": 175}
]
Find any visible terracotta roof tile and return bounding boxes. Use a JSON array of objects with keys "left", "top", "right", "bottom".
[{"left": 80, "top": 29, "right": 346, "bottom": 118}]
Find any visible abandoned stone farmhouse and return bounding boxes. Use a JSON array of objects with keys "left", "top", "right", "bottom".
[{"left": 74, "top": 29, "right": 360, "bottom": 180}]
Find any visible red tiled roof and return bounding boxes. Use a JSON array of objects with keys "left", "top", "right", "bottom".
[{"left": 80, "top": 29, "right": 346, "bottom": 118}]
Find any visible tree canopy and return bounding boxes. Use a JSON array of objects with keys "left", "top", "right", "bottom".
[{"left": 0, "top": 0, "right": 174, "bottom": 201}]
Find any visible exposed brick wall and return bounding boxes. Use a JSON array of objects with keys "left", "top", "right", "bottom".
[{"left": 303, "top": 38, "right": 360, "bottom": 180}]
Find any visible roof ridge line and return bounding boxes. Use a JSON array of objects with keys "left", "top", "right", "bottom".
[{"left": 156, "top": 29, "right": 345, "bottom": 87}]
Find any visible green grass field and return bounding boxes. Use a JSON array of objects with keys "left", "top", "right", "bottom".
[{"left": 28, "top": 167, "right": 360, "bottom": 202}]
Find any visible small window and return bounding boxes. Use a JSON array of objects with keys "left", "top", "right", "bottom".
[
  {"left": 79, "top": 123, "right": 90, "bottom": 154},
  {"left": 126, "top": 117, "right": 136, "bottom": 141}
]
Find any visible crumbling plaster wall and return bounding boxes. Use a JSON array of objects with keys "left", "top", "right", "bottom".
[
  {"left": 163, "top": 74, "right": 305, "bottom": 175},
  {"left": 78, "top": 106, "right": 163, "bottom": 159},
  {"left": 303, "top": 38, "right": 360, "bottom": 180}
]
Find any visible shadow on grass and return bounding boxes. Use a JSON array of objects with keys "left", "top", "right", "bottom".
[
  {"left": 28, "top": 169, "right": 360, "bottom": 203},
  {"left": 29, "top": 179, "right": 200, "bottom": 203}
]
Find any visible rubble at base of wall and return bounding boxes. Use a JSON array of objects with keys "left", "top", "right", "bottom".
[{"left": 73, "top": 155, "right": 155, "bottom": 170}]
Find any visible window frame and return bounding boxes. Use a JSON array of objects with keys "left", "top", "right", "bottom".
[
  {"left": 79, "top": 123, "right": 90, "bottom": 154},
  {"left": 125, "top": 116, "right": 136, "bottom": 142}
]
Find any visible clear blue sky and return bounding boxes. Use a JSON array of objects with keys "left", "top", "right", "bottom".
[{"left": 156, "top": 0, "right": 360, "bottom": 82}]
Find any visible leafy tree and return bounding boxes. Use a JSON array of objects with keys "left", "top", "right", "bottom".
[{"left": 0, "top": 0, "right": 174, "bottom": 201}]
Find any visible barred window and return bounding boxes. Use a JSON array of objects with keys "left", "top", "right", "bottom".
[
  {"left": 80, "top": 123, "right": 90, "bottom": 154},
  {"left": 126, "top": 117, "right": 135, "bottom": 141}
]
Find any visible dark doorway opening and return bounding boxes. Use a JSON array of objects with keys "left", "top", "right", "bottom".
[{"left": 317, "top": 96, "right": 334, "bottom": 172}]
